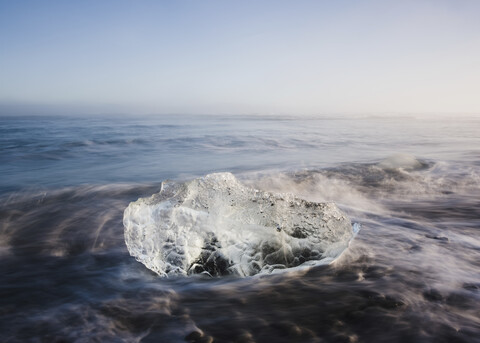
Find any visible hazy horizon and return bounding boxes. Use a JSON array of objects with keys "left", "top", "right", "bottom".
[
  {"left": 1, "top": 0, "right": 480, "bottom": 116},
  {"left": 1, "top": 101, "right": 479, "bottom": 119}
]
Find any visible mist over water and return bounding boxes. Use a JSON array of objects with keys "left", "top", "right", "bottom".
[{"left": 1, "top": 115, "right": 479, "bottom": 342}]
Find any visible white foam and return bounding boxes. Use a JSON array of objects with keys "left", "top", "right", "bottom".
[
  {"left": 123, "top": 173, "right": 358, "bottom": 277},
  {"left": 378, "top": 153, "right": 423, "bottom": 170}
]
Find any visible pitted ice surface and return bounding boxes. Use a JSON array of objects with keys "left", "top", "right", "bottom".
[{"left": 123, "top": 173, "right": 358, "bottom": 277}]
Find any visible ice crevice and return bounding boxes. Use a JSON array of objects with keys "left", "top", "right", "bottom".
[{"left": 123, "top": 173, "right": 359, "bottom": 277}]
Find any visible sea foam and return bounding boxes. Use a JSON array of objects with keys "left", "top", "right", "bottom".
[{"left": 123, "top": 173, "right": 359, "bottom": 277}]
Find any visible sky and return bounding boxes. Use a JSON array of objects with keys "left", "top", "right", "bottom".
[{"left": 1, "top": 0, "right": 479, "bottom": 116}]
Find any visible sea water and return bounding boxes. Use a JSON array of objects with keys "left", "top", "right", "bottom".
[{"left": 0, "top": 114, "right": 479, "bottom": 342}]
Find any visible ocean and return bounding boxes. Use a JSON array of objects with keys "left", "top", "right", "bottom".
[{"left": 1, "top": 114, "right": 479, "bottom": 342}]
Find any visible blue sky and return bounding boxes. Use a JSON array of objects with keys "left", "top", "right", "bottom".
[{"left": 1, "top": 0, "right": 479, "bottom": 115}]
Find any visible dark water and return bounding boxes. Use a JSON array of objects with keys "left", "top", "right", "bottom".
[{"left": 1, "top": 115, "right": 479, "bottom": 342}]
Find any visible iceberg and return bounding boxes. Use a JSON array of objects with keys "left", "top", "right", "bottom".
[{"left": 123, "top": 173, "right": 359, "bottom": 277}]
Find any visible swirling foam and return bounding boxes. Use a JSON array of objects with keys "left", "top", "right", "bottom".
[{"left": 123, "top": 173, "right": 359, "bottom": 277}]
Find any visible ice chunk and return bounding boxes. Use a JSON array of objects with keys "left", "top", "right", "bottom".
[{"left": 123, "top": 173, "right": 358, "bottom": 277}]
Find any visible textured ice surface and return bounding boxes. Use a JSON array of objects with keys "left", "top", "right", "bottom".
[{"left": 123, "top": 173, "right": 358, "bottom": 277}]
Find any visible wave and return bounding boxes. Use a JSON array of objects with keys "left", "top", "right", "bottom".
[
  {"left": 245, "top": 154, "right": 479, "bottom": 207},
  {"left": 0, "top": 183, "right": 160, "bottom": 258},
  {"left": 123, "top": 173, "right": 359, "bottom": 277}
]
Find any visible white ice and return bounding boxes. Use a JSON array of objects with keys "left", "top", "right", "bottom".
[{"left": 123, "top": 173, "right": 358, "bottom": 277}]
